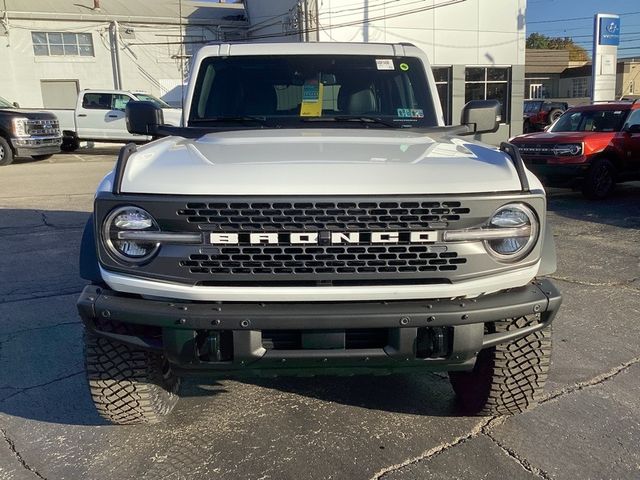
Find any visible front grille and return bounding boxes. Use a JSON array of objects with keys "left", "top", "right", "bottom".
[
  {"left": 26, "top": 119, "right": 60, "bottom": 137},
  {"left": 177, "top": 200, "right": 471, "bottom": 231},
  {"left": 180, "top": 245, "right": 467, "bottom": 277}
]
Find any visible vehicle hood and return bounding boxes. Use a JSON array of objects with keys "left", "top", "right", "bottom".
[
  {"left": 119, "top": 129, "right": 535, "bottom": 195},
  {"left": 512, "top": 131, "right": 613, "bottom": 143},
  {"left": 0, "top": 108, "right": 58, "bottom": 120}
]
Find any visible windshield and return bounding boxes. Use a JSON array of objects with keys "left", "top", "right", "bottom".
[
  {"left": 0, "top": 96, "right": 14, "bottom": 108},
  {"left": 524, "top": 101, "right": 542, "bottom": 113},
  {"left": 550, "top": 109, "right": 630, "bottom": 132},
  {"left": 188, "top": 55, "right": 438, "bottom": 128},
  {"left": 135, "top": 93, "right": 172, "bottom": 109}
]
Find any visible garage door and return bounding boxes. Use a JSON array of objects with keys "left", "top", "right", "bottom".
[{"left": 41, "top": 80, "right": 79, "bottom": 108}]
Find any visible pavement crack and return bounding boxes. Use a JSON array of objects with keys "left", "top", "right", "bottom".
[
  {"left": 0, "top": 371, "right": 84, "bottom": 405},
  {"left": 548, "top": 275, "right": 640, "bottom": 291},
  {"left": 541, "top": 355, "right": 640, "bottom": 405},
  {"left": 0, "top": 290, "right": 83, "bottom": 304},
  {"left": 0, "top": 428, "right": 47, "bottom": 479},
  {"left": 371, "top": 416, "right": 496, "bottom": 479},
  {"left": 483, "top": 430, "right": 552, "bottom": 479}
]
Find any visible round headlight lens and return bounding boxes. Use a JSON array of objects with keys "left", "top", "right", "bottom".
[
  {"left": 485, "top": 204, "right": 539, "bottom": 262},
  {"left": 103, "top": 206, "right": 160, "bottom": 263}
]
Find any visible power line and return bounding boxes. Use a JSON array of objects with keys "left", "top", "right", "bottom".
[{"left": 527, "top": 11, "right": 640, "bottom": 25}]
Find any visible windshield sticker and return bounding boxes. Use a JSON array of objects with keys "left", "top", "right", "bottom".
[
  {"left": 299, "top": 80, "right": 324, "bottom": 117},
  {"left": 399, "top": 63, "right": 409, "bottom": 71},
  {"left": 376, "top": 59, "right": 395, "bottom": 70},
  {"left": 397, "top": 108, "right": 424, "bottom": 119}
]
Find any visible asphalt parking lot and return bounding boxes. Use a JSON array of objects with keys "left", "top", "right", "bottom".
[{"left": 0, "top": 149, "right": 639, "bottom": 480}]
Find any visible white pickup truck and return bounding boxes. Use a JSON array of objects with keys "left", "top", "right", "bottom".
[
  {"left": 77, "top": 42, "right": 562, "bottom": 425},
  {"left": 50, "top": 89, "right": 181, "bottom": 151}
]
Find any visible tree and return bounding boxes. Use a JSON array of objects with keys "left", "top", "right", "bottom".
[{"left": 526, "top": 33, "right": 590, "bottom": 61}]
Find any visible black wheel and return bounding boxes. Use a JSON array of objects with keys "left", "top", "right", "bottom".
[
  {"left": 84, "top": 331, "right": 181, "bottom": 425},
  {"left": 548, "top": 108, "right": 563, "bottom": 124},
  {"left": 449, "top": 315, "right": 552, "bottom": 415},
  {"left": 0, "top": 137, "right": 14, "bottom": 166},
  {"left": 31, "top": 154, "right": 54, "bottom": 161},
  {"left": 582, "top": 158, "right": 616, "bottom": 200},
  {"left": 61, "top": 136, "right": 80, "bottom": 152}
]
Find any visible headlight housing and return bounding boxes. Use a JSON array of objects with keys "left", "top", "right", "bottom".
[
  {"left": 102, "top": 206, "right": 160, "bottom": 264},
  {"left": 12, "top": 117, "right": 29, "bottom": 137},
  {"left": 552, "top": 143, "right": 582, "bottom": 156},
  {"left": 485, "top": 203, "right": 539, "bottom": 262}
]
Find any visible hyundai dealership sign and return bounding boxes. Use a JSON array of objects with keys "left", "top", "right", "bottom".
[{"left": 592, "top": 14, "right": 620, "bottom": 102}]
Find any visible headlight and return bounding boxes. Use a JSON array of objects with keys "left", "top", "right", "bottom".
[
  {"left": 552, "top": 143, "right": 582, "bottom": 156},
  {"left": 102, "top": 206, "right": 160, "bottom": 264},
  {"left": 12, "top": 117, "right": 29, "bottom": 137},
  {"left": 485, "top": 204, "right": 539, "bottom": 262}
]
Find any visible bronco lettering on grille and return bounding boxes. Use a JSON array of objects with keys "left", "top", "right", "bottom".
[{"left": 209, "top": 231, "right": 438, "bottom": 245}]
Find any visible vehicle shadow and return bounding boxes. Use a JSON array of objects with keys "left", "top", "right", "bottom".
[{"left": 546, "top": 181, "right": 640, "bottom": 230}]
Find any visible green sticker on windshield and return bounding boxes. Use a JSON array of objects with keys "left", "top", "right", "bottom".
[{"left": 400, "top": 63, "right": 409, "bottom": 71}]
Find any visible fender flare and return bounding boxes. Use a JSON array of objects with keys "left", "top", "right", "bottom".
[
  {"left": 538, "top": 221, "right": 557, "bottom": 276},
  {"left": 79, "top": 214, "right": 103, "bottom": 283}
]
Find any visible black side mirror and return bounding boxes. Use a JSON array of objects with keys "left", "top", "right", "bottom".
[
  {"left": 126, "top": 101, "right": 164, "bottom": 136},
  {"left": 624, "top": 123, "right": 640, "bottom": 134},
  {"left": 12, "top": 101, "right": 20, "bottom": 108},
  {"left": 460, "top": 100, "right": 500, "bottom": 135}
]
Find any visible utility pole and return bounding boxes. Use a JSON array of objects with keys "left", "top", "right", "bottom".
[{"left": 109, "top": 21, "right": 123, "bottom": 90}]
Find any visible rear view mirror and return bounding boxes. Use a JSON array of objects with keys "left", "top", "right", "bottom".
[
  {"left": 12, "top": 101, "right": 20, "bottom": 108},
  {"left": 126, "top": 101, "right": 164, "bottom": 136},
  {"left": 460, "top": 100, "right": 500, "bottom": 135}
]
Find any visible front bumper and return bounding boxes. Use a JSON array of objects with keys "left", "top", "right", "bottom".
[
  {"left": 12, "top": 137, "right": 62, "bottom": 157},
  {"left": 77, "top": 279, "right": 561, "bottom": 376}
]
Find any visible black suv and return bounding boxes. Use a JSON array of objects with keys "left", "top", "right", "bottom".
[{"left": 523, "top": 100, "right": 569, "bottom": 133}]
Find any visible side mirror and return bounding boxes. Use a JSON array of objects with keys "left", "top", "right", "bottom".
[
  {"left": 12, "top": 102, "right": 20, "bottom": 108},
  {"left": 126, "top": 101, "right": 164, "bottom": 136},
  {"left": 623, "top": 123, "right": 640, "bottom": 134},
  {"left": 460, "top": 100, "right": 500, "bottom": 135}
]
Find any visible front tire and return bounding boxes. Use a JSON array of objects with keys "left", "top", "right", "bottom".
[
  {"left": 84, "top": 331, "right": 181, "bottom": 425},
  {"left": 449, "top": 315, "right": 552, "bottom": 415},
  {"left": 582, "top": 158, "right": 616, "bottom": 200},
  {"left": 0, "top": 137, "right": 14, "bottom": 166}
]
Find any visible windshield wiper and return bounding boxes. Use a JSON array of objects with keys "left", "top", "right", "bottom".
[
  {"left": 301, "top": 115, "right": 401, "bottom": 128},
  {"left": 191, "top": 116, "right": 273, "bottom": 126}
]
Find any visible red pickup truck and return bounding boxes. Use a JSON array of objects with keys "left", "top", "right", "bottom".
[{"left": 512, "top": 101, "right": 640, "bottom": 199}]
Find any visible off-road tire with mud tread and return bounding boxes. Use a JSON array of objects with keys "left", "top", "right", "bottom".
[
  {"left": 84, "top": 331, "right": 181, "bottom": 425},
  {"left": 449, "top": 315, "right": 552, "bottom": 415}
]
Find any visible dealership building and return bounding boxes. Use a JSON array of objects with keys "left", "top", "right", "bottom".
[{"left": 1, "top": 0, "right": 526, "bottom": 140}]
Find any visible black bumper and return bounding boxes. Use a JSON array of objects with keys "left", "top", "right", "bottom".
[
  {"left": 13, "top": 137, "right": 62, "bottom": 157},
  {"left": 523, "top": 161, "right": 590, "bottom": 185},
  {"left": 77, "top": 279, "right": 562, "bottom": 376}
]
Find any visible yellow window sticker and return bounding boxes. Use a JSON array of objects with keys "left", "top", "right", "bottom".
[
  {"left": 300, "top": 80, "right": 324, "bottom": 117},
  {"left": 399, "top": 63, "right": 409, "bottom": 71}
]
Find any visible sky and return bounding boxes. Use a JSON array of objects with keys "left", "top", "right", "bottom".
[{"left": 526, "top": 0, "right": 640, "bottom": 59}]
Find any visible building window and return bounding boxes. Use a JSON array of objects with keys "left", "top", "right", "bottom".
[
  {"left": 32, "top": 32, "right": 95, "bottom": 57},
  {"left": 571, "top": 78, "right": 588, "bottom": 98},
  {"left": 465, "top": 67, "right": 511, "bottom": 123},
  {"left": 432, "top": 67, "right": 452, "bottom": 124}
]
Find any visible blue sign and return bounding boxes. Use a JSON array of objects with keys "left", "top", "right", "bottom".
[{"left": 599, "top": 17, "right": 620, "bottom": 46}]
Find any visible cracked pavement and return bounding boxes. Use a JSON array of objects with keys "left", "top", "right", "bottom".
[{"left": 0, "top": 149, "right": 639, "bottom": 479}]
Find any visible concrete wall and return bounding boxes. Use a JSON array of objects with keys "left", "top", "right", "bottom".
[{"left": 0, "top": 19, "right": 220, "bottom": 107}]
